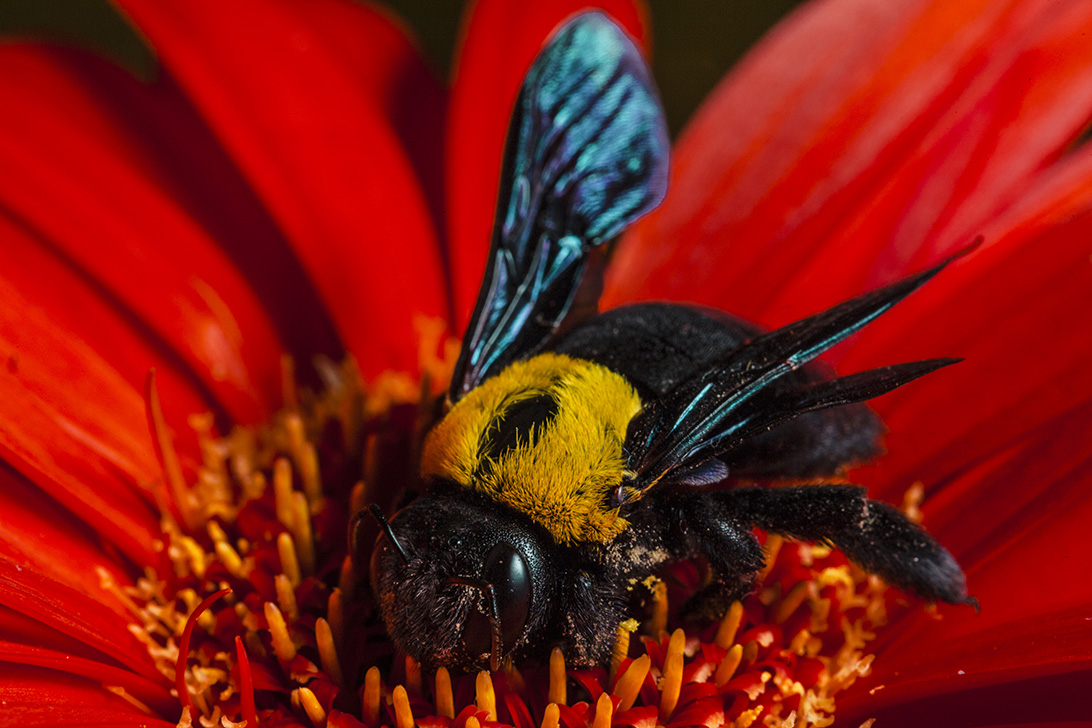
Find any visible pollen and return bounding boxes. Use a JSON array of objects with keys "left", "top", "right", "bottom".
[{"left": 121, "top": 345, "right": 903, "bottom": 728}]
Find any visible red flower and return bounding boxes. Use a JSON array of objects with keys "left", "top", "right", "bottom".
[{"left": 0, "top": 0, "right": 1090, "bottom": 726}]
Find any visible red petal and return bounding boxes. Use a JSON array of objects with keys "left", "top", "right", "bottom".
[
  {"left": 840, "top": 145, "right": 1092, "bottom": 500},
  {"left": 839, "top": 403, "right": 1092, "bottom": 718},
  {"left": 0, "top": 45, "right": 289, "bottom": 425},
  {"left": 0, "top": 553, "right": 161, "bottom": 682},
  {"left": 113, "top": 0, "right": 448, "bottom": 377},
  {"left": 0, "top": 663, "right": 176, "bottom": 728},
  {"left": 0, "top": 467, "right": 138, "bottom": 618},
  {"left": 0, "top": 642, "right": 174, "bottom": 717},
  {"left": 0, "top": 271, "right": 166, "bottom": 564},
  {"left": 605, "top": 0, "right": 1092, "bottom": 326},
  {"left": 445, "top": 0, "right": 650, "bottom": 331}
]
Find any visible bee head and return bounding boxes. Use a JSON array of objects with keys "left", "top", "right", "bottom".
[{"left": 368, "top": 494, "right": 555, "bottom": 672}]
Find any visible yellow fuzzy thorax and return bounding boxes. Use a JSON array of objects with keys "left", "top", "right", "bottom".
[{"left": 421, "top": 353, "right": 643, "bottom": 544}]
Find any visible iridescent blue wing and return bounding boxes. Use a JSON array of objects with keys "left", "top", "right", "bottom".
[
  {"left": 624, "top": 259, "right": 959, "bottom": 494},
  {"left": 449, "top": 12, "right": 670, "bottom": 402}
]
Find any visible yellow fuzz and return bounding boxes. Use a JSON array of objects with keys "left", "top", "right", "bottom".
[{"left": 420, "top": 353, "right": 642, "bottom": 544}]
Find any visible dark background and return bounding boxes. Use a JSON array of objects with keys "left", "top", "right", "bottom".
[{"left": 0, "top": 0, "right": 806, "bottom": 136}]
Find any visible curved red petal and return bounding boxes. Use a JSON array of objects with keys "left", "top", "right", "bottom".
[
  {"left": 0, "top": 45, "right": 289, "bottom": 425},
  {"left": 605, "top": 0, "right": 1092, "bottom": 326},
  {"left": 840, "top": 145, "right": 1092, "bottom": 500},
  {"left": 0, "top": 663, "right": 176, "bottom": 728},
  {"left": 0, "top": 553, "right": 161, "bottom": 681},
  {"left": 0, "top": 466, "right": 138, "bottom": 617},
  {"left": 114, "top": 0, "right": 448, "bottom": 378},
  {"left": 446, "top": 0, "right": 650, "bottom": 331},
  {"left": 0, "top": 642, "right": 174, "bottom": 717},
  {"left": 836, "top": 400, "right": 1092, "bottom": 718},
  {"left": 846, "top": 667, "right": 1089, "bottom": 728},
  {"left": 0, "top": 269, "right": 164, "bottom": 565}
]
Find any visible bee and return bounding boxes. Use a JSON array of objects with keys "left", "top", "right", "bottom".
[{"left": 363, "top": 12, "right": 974, "bottom": 673}]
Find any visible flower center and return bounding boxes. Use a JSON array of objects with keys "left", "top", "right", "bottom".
[{"left": 113, "top": 325, "right": 897, "bottom": 728}]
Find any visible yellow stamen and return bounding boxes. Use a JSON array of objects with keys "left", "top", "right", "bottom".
[
  {"left": 297, "top": 686, "right": 326, "bottom": 728},
  {"left": 435, "top": 667, "right": 455, "bottom": 719},
  {"left": 742, "top": 640, "right": 759, "bottom": 667},
  {"left": 350, "top": 481, "right": 367, "bottom": 517},
  {"left": 540, "top": 704, "right": 560, "bottom": 728},
  {"left": 363, "top": 666, "right": 381, "bottom": 727},
  {"left": 392, "top": 685, "right": 414, "bottom": 728},
  {"left": 649, "top": 579, "right": 668, "bottom": 636},
  {"left": 548, "top": 647, "right": 566, "bottom": 705},
  {"left": 659, "top": 628, "right": 685, "bottom": 720},
  {"left": 610, "top": 620, "right": 636, "bottom": 685},
  {"left": 275, "top": 574, "right": 299, "bottom": 622},
  {"left": 277, "top": 532, "right": 301, "bottom": 587},
  {"left": 338, "top": 556, "right": 355, "bottom": 598},
  {"left": 145, "top": 370, "right": 198, "bottom": 530},
  {"left": 715, "top": 644, "right": 743, "bottom": 686},
  {"left": 613, "top": 654, "right": 649, "bottom": 711},
  {"left": 734, "top": 706, "right": 762, "bottom": 728},
  {"left": 315, "top": 618, "right": 343, "bottom": 688},
  {"left": 715, "top": 600, "right": 745, "bottom": 650},
  {"left": 180, "top": 537, "right": 208, "bottom": 579},
  {"left": 290, "top": 492, "right": 315, "bottom": 576},
  {"left": 263, "top": 602, "right": 296, "bottom": 662},
  {"left": 591, "top": 692, "right": 613, "bottom": 728},
  {"left": 758, "top": 535, "right": 784, "bottom": 581},
  {"left": 789, "top": 629, "right": 812, "bottom": 655},
  {"left": 207, "top": 520, "right": 228, "bottom": 544},
  {"left": 327, "top": 588, "right": 344, "bottom": 646},
  {"left": 214, "top": 540, "right": 247, "bottom": 578},
  {"left": 476, "top": 670, "right": 496, "bottom": 721},
  {"left": 285, "top": 412, "right": 307, "bottom": 467},
  {"left": 465, "top": 717, "right": 481, "bottom": 728},
  {"left": 273, "top": 458, "right": 295, "bottom": 530},
  {"left": 773, "top": 581, "right": 814, "bottom": 625},
  {"left": 298, "top": 442, "right": 322, "bottom": 504},
  {"left": 405, "top": 656, "right": 422, "bottom": 696}
]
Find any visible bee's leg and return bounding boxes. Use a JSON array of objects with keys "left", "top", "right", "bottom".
[
  {"left": 717, "top": 485, "right": 975, "bottom": 607},
  {"left": 661, "top": 493, "right": 767, "bottom": 621}
]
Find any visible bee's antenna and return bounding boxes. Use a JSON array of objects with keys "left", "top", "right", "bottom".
[
  {"left": 448, "top": 576, "right": 502, "bottom": 673},
  {"left": 369, "top": 504, "right": 410, "bottom": 565}
]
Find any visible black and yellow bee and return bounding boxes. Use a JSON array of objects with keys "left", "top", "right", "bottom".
[{"left": 365, "top": 12, "right": 974, "bottom": 673}]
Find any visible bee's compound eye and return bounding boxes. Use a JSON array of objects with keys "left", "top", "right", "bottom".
[{"left": 462, "top": 543, "right": 531, "bottom": 658}]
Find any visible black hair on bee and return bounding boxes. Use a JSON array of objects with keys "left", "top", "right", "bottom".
[{"left": 359, "top": 12, "right": 974, "bottom": 674}]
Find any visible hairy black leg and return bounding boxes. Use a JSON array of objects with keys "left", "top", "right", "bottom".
[
  {"left": 722, "top": 485, "right": 975, "bottom": 606},
  {"left": 662, "top": 493, "right": 766, "bottom": 620}
]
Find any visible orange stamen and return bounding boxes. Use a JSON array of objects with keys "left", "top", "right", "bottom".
[
  {"left": 276, "top": 532, "right": 301, "bottom": 587},
  {"left": 234, "top": 636, "right": 258, "bottom": 727},
  {"left": 176, "top": 588, "right": 230, "bottom": 717},
  {"left": 714, "top": 601, "right": 744, "bottom": 649},
  {"left": 476, "top": 670, "right": 497, "bottom": 721},
  {"left": 715, "top": 644, "right": 743, "bottom": 687},
  {"left": 315, "top": 618, "right": 343, "bottom": 688},
  {"left": 362, "top": 666, "right": 381, "bottom": 726},
  {"left": 540, "top": 704, "right": 560, "bottom": 728},
  {"left": 435, "top": 667, "right": 455, "bottom": 719},
  {"left": 659, "top": 628, "right": 685, "bottom": 721},
  {"left": 613, "top": 654, "right": 650, "bottom": 711},
  {"left": 274, "top": 574, "right": 299, "bottom": 622},
  {"left": 591, "top": 692, "right": 613, "bottom": 728},
  {"left": 264, "top": 601, "right": 296, "bottom": 662},
  {"left": 548, "top": 647, "right": 566, "bottom": 705},
  {"left": 392, "top": 685, "right": 414, "bottom": 728},
  {"left": 298, "top": 686, "right": 326, "bottom": 727}
]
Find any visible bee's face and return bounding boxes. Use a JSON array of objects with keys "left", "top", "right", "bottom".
[{"left": 369, "top": 495, "right": 556, "bottom": 671}]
